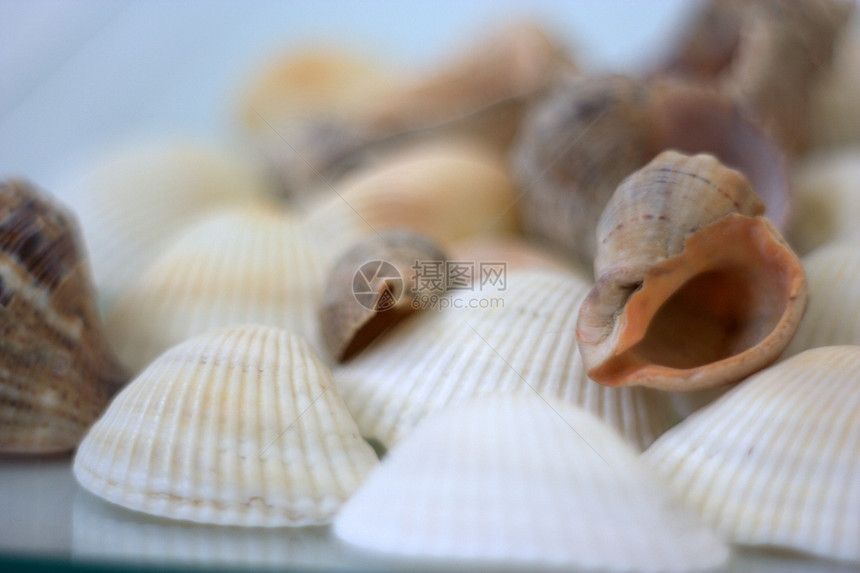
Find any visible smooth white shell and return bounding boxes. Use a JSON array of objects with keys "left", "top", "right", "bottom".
[
  {"left": 334, "top": 393, "right": 729, "bottom": 571},
  {"left": 643, "top": 346, "right": 860, "bottom": 563},
  {"left": 334, "top": 269, "right": 674, "bottom": 451},
  {"left": 73, "top": 325, "right": 378, "bottom": 526},
  {"left": 105, "top": 203, "right": 334, "bottom": 374}
]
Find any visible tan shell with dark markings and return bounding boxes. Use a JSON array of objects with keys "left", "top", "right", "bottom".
[{"left": 0, "top": 180, "right": 127, "bottom": 454}]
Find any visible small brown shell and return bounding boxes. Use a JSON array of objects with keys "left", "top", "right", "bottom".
[
  {"left": 320, "top": 231, "right": 447, "bottom": 361},
  {"left": 512, "top": 74, "right": 790, "bottom": 266},
  {"left": 0, "top": 180, "right": 127, "bottom": 454},
  {"left": 576, "top": 152, "right": 807, "bottom": 392}
]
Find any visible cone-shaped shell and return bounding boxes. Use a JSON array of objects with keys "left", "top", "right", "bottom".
[
  {"left": 73, "top": 325, "right": 379, "bottom": 526},
  {"left": 577, "top": 152, "right": 807, "bottom": 391},
  {"left": 511, "top": 74, "right": 791, "bottom": 265},
  {"left": 0, "top": 180, "right": 127, "bottom": 454},
  {"left": 105, "top": 203, "right": 333, "bottom": 374},
  {"left": 320, "top": 231, "right": 447, "bottom": 362},
  {"left": 304, "top": 139, "right": 519, "bottom": 254},
  {"left": 788, "top": 148, "right": 860, "bottom": 255},
  {"left": 334, "top": 269, "right": 674, "bottom": 451},
  {"left": 643, "top": 346, "right": 860, "bottom": 563},
  {"left": 65, "top": 142, "right": 271, "bottom": 310},
  {"left": 334, "top": 393, "right": 729, "bottom": 570},
  {"left": 783, "top": 241, "right": 860, "bottom": 358}
]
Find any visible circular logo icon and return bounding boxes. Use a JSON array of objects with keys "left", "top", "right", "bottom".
[{"left": 352, "top": 260, "right": 403, "bottom": 311}]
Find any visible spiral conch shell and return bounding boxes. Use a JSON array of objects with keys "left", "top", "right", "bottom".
[
  {"left": 334, "top": 394, "right": 729, "bottom": 570},
  {"left": 644, "top": 346, "right": 860, "bottom": 564},
  {"left": 74, "top": 325, "right": 379, "bottom": 526},
  {"left": 0, "top": 180, "right": 127, "bottom": 454},
  {"left": 576, "top": 151, "right": 807, "bottom": 392},
  {"left": 320, "top": 231, "right": 447, "bottom": 362},
  {"left": 511, "top": 74, "right": 790, "bottom": 265}
]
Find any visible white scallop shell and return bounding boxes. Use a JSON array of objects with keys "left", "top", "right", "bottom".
[
  {"left": 333, "top": 393, "right": 729, "bottom": 571},
  {"left": 782, "top": 241, "right": 860, "bottom": 358},
  {"left": 643, "top": 346, "right": 860, "bottom": 563},
  {"left": 333, "top": 269, "right": 674, "bottom": 451},
  {"left": 105, "top": 203, "right": 334, "bottom": 374},
  {"left": 788, "top": 148, "right": 860, "bottom": 255},
  {"left": 73, "top": 325, "right": 378, "bottom": 527},
  {"left": 64, "top": 141, "right": 272, "bottom": 310},
  {"left": 303, "top": 139, "right": 519, "bottom": 254}
]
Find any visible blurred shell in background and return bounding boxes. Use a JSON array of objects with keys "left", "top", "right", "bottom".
[
  {"left": 0, "top": 180, "right": 127, "bottom": 454},
  {"left": 809, "top": 25, "right": 860, "bottom": 150},
  {"left": 788, "top": 147, "right": 860, "bottom": 255},
  {"left": 74, "top": 325, "right": 378, "bottom": 527},
  {"left": 449, "top": 234, "right": 576, "bottom": 274},
  {"left": 105, "top": 202, "right": 334, "bottom": 374},
  {"left": 334, "top": 269, "right": 674, "bottom": 452},
  {"left": 782, "top": 241, "right": 860, "bottom": 358},
  {"left": 303, "top": 138, "right": 519, "bottom": 255},
  {"left": 65, "top": 141, "right": 273, "bottom": 312},
  {"left": 334, "top": 393, "right": 729, "bottom": 571},
  {"left": 644, "top": 346, "right": 860, "bottom": 564},
  {"left": 320, "top": 231, "right": 448, "bottom": 362}
]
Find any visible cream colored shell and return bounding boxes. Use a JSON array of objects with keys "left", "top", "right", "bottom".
[
  {"left": 643, "top": 346, "right": 860, "bottom": 563},
  {"left": 334, "top": 393, "right": 729, "bottom": 570},
  {"left": 333, "top": 269, "right": 674, "bottom": 451},
  {"left": 73, "top": 325, "right": 378, "bottom": 527},
  {"left": 783, "top": 241, "right": 860, "bottom": 358},
  {"left": 64, "top": 141, "right": 271, "bottom": 311},
  {"left": 105, "top": 203, "right": 334, "bottom": 374}
]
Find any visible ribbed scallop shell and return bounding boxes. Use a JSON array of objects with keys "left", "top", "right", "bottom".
[
  {"left": 105, "top": 203, "right": 333, "bottom": 374},
  {"left": 334, "top": 393, "right": 729, "bottom": 571},
  {"left": 65, "top": 141, "right": 271, "bottom": 310},
  {"left": 643, "top": 346, "right": 860, "bottom": 563},
  {"left": 333, "top": 269, "right": 674, "bottom": 451},
  {"left": 303, "top": 139, "right": 519, "bottom": 254},
  {"left": 788, "top": 148, "right": 860, "bottom": 255},
  {"left": 783, "top": 241, "right": 860, "bottom": 358},
  {"left": 73, "top": 325, "right": 378, "bottom": 527}
]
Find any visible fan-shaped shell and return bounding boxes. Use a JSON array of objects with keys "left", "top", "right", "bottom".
[
  {"left": 788, "top": 148, "right": 860, "bottom": 255},
  {"left": 576, "top": 151, "right": 807, "bottom": 391},
  {"left": 333, "top": 269, "right": 674, "bottom": 452},
  {"left": 304, "top": 139, "right": 519, "bottom": 254},
  {"left": 0, "top": 180, "right": 127, "bottom": 454},
  {"left": 643, "top": 346, "right": 860, "bottom": 563},
  {"left": 105, "top": 203, "right": 333, "bottom": 374},
  {"left": 783, "top": 241, "right": 860, "bottom": 358},
  {"left": 334, "top": 393, "right": 729, "bottom": 571},
  {"left": 73, "top": 325, "right": 378, "bottom": 526},
  {"left": 65, "top": 141, "right": 271, "bottom": 310}
]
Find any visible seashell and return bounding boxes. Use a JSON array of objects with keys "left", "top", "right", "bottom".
[
  {"left": 0, "top": 180, "right": 127, "bottom": 454},
  {"left": 782, "top": 241, "right": 860, "bottom": 358},
  {"left": 320, "top": 230, "right": 447, "bottom": 362},
  {"left": 303, "top": 138, "right": 519, "bottom": 254},
  {"left": 334, "top": 393, "right": 729, "bottom": 570},
  {"left": 449, "top": 234, "right": 578, "bottom": 275},
  {"left": 576, "top": 151, "right": 807, "bottom": 392},
  {"left": 809, "top": 25, "right": 860, "bottom": 150},
  {"left": 511, "top": 73, "right": 791, "bottom": 266},
  {"left": 643, "top": 346, "right": 860, "bottom": 564},
  {"left": 73, "top": 325, "right": 379, "bottom": 527},
  {"left": 334, "top": 269, "right": 674, "bottom": 452},
  {"left": 64, "top": 141, "right": 272, "bottom": 311},
  {"left": 660, "top": 0, "right": 854, "bottom": 153},
  {"left": 788, "top": 148, "right": 860, "bottom": 255},
  {"left": 105, "top": 203, "right": 334, "bottom": 374}
]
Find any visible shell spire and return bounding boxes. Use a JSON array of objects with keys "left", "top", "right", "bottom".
[
  {"left": 576, "top": 152, "right": 807, "bottom": 391},
  {"left": 0, "top": 180, "right": 127, "bottom": 454}
]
